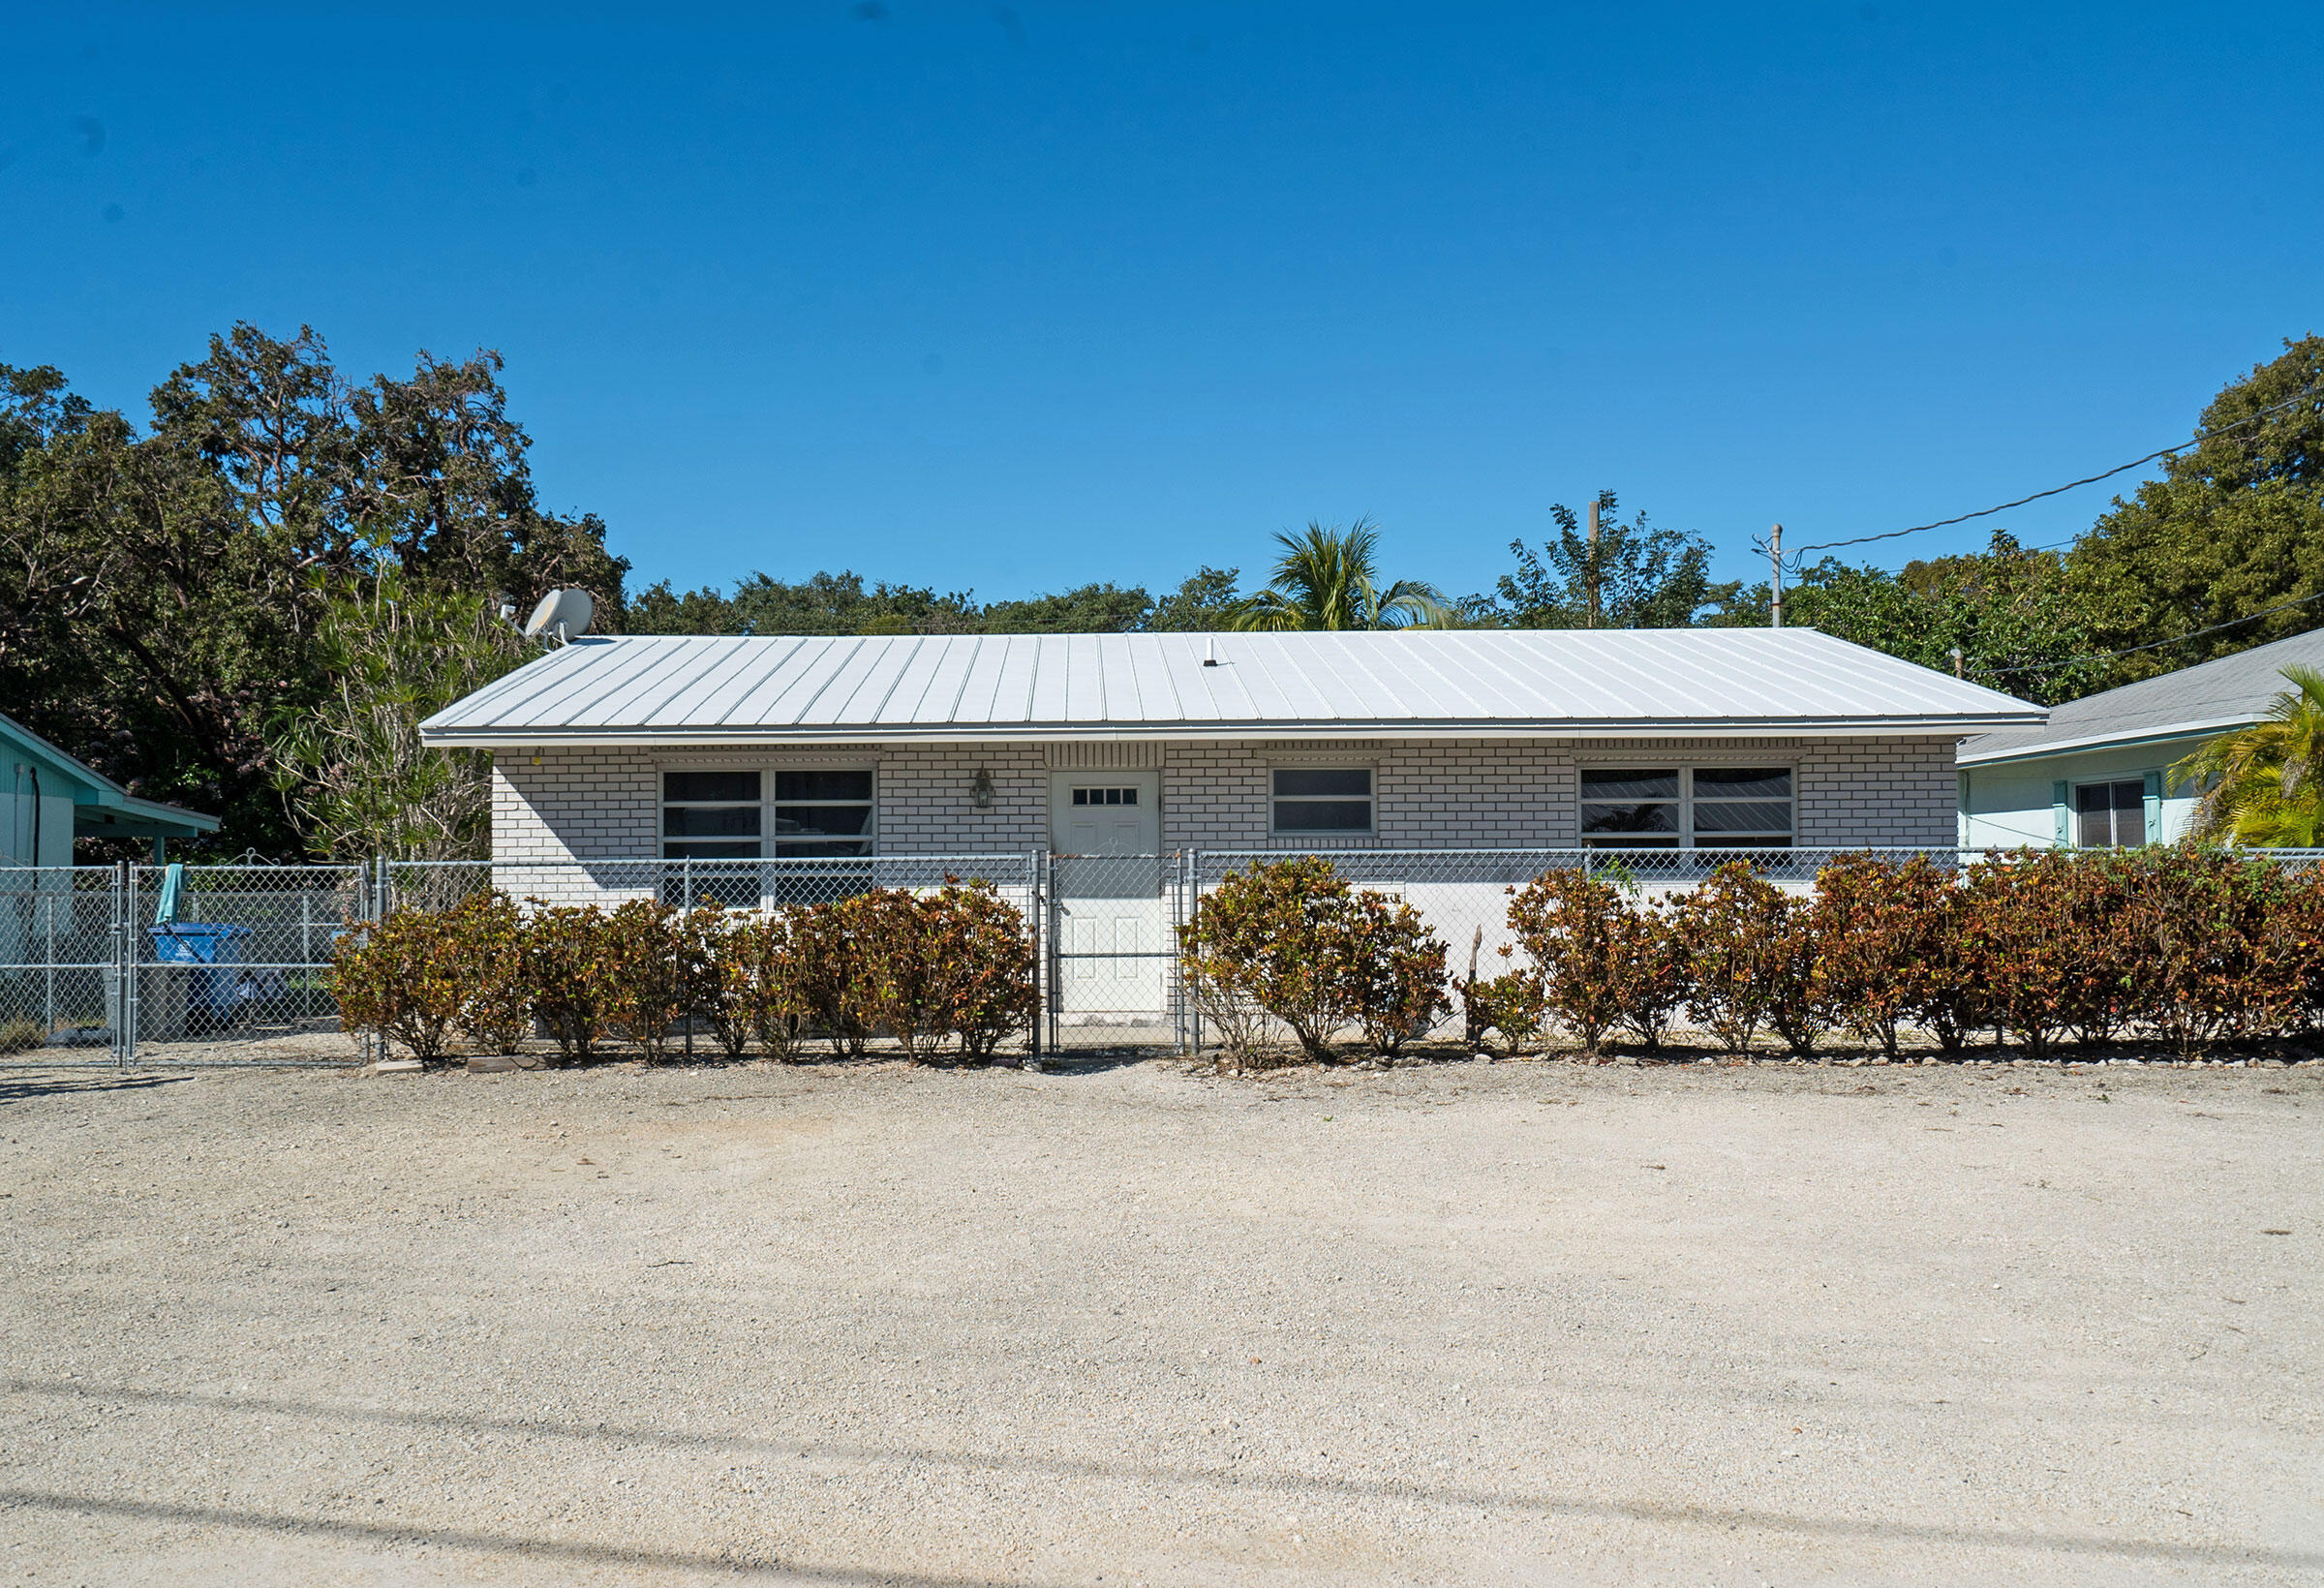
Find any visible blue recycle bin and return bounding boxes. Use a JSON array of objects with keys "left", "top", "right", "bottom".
[{"left": 146, "top": 922, "right": 255, "bottom": 1024}]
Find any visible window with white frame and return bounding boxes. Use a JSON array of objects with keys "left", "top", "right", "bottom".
[
  {"left": 1270, "top": 767, "right": 1373, "bottom": 835},
  {"left": 660, "top": 768, "right": 877, "bottom": 906},
  {"left": 661, "top": 771, "right": 763, "bottom": 859},
  {"left": 661, "top": 770, "right": 763, "bottom": 906},
  {"left": 1578, "top": 766, "right": 1792, "bottom": 849},
  {"left": 771, "top": 769, "right": 875, "bottom": 857}
]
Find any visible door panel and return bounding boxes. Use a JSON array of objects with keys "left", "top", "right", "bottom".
[{"left": 1050, "top": 772, "right": 1166, "bottom": 1018}]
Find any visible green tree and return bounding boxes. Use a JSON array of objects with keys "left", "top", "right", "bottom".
[
  {"left": 622, "top": 580, "right": 741, "bottom": 634},
  {"left": 1492, "top": 492, "right": 1734, "bottom": 628},
  {"left": 702, "top": 569, "right": 979, "bottom": 635},
  {"left": 0, "top": 363, "right": 93, "bottom": 480},
  {"left": 1232, "top": 520, "right": 1450, "bottom": 631},
  {"left": 0, "top": 324, "right": 627, "bottom": 856},
  {"left": 1145, "top": 565, "right": 1241, "bottom": 631},
  {"left": 983, "top": 582, "right": 1152, "bottom": 632},
  {"left": 2069, "top": 335, "right": 2324, "bottom": 681},
  {"left": 266, "top": 571, "right": 531, "bottom": 859},
  {"left": 630, "top": 565, "right": 1247, "bottom": 637},
  {"left": 0, "top": 404, "right": 306, "bottom": 850},
  {"left": 1710, "top": 534, "right": 2125, "bottom": 705},
  {"left": 2169, "top": 665, "right": 2324, "bottom": 846}
]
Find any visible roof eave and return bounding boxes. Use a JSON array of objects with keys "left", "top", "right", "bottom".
[
  {"left": 1956, "top": 715, "right": 2255, "bottom": 768},
  {"left": 425, "top": 713, "right": 2044, "bottom": 750},
  {"left": 71, "top": 794, "right": 222, "bottom": 839}
]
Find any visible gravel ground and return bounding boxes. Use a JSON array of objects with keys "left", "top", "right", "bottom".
[{"left": 1, "top": 1054, "right": 2319, "bottom": 1587}]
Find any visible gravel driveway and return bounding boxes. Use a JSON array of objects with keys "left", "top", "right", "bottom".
[{"left": 2, "top": 1054, "right": 2318, "bottom": 1586}]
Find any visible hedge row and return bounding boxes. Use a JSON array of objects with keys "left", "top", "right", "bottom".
[
  {"left": 330, "top": 882, "right": 1035, "bottom": 1064},
  {"left": 1178, "top": 847, "right": 2324, "bottom": 1068}
]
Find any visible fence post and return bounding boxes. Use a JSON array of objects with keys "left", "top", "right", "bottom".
[
  {"left": 1186, "top": 848, "right": 1201, "bottom": 1058},
  {"left": 1042, "top": 849, "right": 1057, "bottom": 1056},
  {"left": 108, "top": 861, "right": 125, "bottom": 1069},
  {"left": 1172, "top": 850, "right": 1187, "bottom": 1055},
  {"left": 44, "top": 886, "right": 56, "bottom": 1038},
  {"left": 1025, "top": 849, "right": 1042, "bottom": 1063},
  {"left": 118, "top": 860, "right": 138, "bottom": 1069},
  {"left": 364, "top": 858, "right": 384, "bottom": 1068}
]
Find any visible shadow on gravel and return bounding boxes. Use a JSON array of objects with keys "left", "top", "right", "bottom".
[
  {"left": 0, "top": 1488, "right": 1041, "bottom": 1586},
  {"left": 10, "top": 1379, "right": 2318, "bottom": 1573},
  {"left": 0, "top": 1072, "right": 191, "bottom": 1108},
  {"left": 1026, "top": 1051, "right": 1150, "bottom": 1074}
]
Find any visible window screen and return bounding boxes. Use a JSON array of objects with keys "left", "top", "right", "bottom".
[
  {"left": 1580, "top": 769, "right": 1680, "bottom": 848},
  {"left": 1271, "top": 767, "right": 1373, "bottom": 833},
  {"left": 772, "top": 768, "right": 875, "bottom": 857},
  {"left": 1691, "top": 767, "right": 1792, "bottom": 848},
  {"left": 1580, "top": 766, "right": 1792, "bottom": 850},
  {"left": 661, "top": 770, "right": 762, "bottom": 906},
  {"left": 661, "top": 771, "right": 761, "bottom": 860},
  {"left": 2076, "top": 780, "right": 2144, "bottom": 848}
]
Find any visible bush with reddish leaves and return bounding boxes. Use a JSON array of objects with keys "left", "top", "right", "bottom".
[
  {"left": 1178, "top": 857, "right": 1449, "bottom": 1067},
  {"left": 1671, "top": 862, "right": 1807, "bottom": 1055}
]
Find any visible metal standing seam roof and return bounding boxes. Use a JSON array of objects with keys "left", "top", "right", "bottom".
[
  {"left": 419, "top": 628, "right": 2042, "bottom": 747},
  {"left": 1958, "top": 627, "right": 2324, "bottom": 766}
]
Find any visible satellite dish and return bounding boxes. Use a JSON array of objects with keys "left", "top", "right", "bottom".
[{"left": 522, "top": 589, "right": 596, "bottom": 643}]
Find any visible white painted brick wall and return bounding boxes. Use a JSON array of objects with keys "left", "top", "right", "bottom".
[{"left": 490, "top": 735, "right": 1959, "bottom": 858}]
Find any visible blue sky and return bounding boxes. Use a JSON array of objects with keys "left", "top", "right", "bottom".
[{"left": 5, "top": 2, "right": 2318, "bottom": 605}]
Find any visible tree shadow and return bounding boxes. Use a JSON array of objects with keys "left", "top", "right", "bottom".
[
  {"left": 8, "top": 1378, "right": 2318, "bottom": 1573},
  {"left": 0, "top": 1070, "right": 192, "bottom": 1106},
  {"left": 0, "top": 1487, "right": 1042, "bottom": 1586}
]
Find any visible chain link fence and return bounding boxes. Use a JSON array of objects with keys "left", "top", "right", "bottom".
[
  {"left": 6, "top": 846, "right": 2312, "bottom": 1066},
  {"left": 384, "top": 854, "right": 1040, "bottom": 917},
  {"left": 0, "top": 867, "right": 125, "bottom": 1067}
]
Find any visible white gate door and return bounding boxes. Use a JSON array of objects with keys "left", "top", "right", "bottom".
[{"left": 1049, "top": 772, "right": 1167, "bottom": 1027}]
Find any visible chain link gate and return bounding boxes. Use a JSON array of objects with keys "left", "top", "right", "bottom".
[
  {"left": 1044, "top": 852, "right": 1192, "bottom": 1052},
  {"left": 125, "top": 864, "right": 372, "bottom": 1065}
]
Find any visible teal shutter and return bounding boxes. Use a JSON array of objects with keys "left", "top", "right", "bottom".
[
  {"left": 2052, "top": 779, "right": 2071, "bottom": 846},
  {"left": 2142, "top": 769, "right": 2163, "bottom": 845}
]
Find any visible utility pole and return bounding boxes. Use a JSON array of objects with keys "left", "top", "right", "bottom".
[
  {"left": 1768, "top": 523, "right": 1784, "bottom": 628},
  {"left": 1585, "top": 497, "right": 1605, "bottom": 627}
]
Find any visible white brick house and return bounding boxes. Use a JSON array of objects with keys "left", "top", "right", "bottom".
[{"left": 422, "top": 629, "right": 2038, "bottom": 864}]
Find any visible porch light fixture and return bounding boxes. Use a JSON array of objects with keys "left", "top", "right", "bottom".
[{"left": 971, "top": 768, "right": 994, "bottom": 809}]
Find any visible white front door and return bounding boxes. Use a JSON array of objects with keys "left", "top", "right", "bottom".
[
  {"left": 1050, "top": 772, "right": 1160, "bottom": 857},
  {"left": 1049, "top": 772, "right": 1166, "bottom": 1027}
]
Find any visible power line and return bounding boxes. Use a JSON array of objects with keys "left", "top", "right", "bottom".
[
  {"left": 1787, "top": 382, "right": 2323, "bottom": 559},
  {"left": 1983, "top": 586, "right": 2324, "bottom": 676}
]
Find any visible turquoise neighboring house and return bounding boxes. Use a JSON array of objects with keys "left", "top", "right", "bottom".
[
  {"left": 1956, "top": 628, "right": 2324, "bottom": 849},
  {"left": 0, "top": 710, "right": 220, "bottom": 866}
]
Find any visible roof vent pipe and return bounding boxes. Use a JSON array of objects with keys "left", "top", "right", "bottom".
[{"left": 1202, "top": 637, "right": 1218, "bottom": 667}]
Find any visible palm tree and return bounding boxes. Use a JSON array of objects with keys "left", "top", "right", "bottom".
[
  {"left": 1231, "top": 519, "right": 1452, "bottom": 631},
  {"left": 2170, "top": 663, "right": 2324, "bottom": 845}
]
